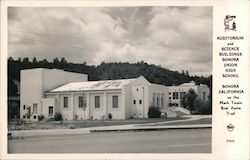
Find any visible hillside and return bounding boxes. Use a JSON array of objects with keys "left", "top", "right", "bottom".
[{"left": 8, "top": 57, "right": 212, "bottom": 96}]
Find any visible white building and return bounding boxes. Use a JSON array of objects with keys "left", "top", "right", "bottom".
[
  {"left": 168, "top": 81, "right": 210, "bottom": 107},
  {"left": 20, "top": 68, "right": 170, "bottom": 121},
  {"left": 20, "top": 68, "right": 88, "bottom": 121}
]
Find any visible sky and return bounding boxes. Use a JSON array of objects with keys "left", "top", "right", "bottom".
[{"left": 8, "top": 7, "right": 212, "bottom": 76}]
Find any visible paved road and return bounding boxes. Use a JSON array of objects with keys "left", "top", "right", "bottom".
[{"left": 8, "top": 129, "right": 211, "bottom": 153}]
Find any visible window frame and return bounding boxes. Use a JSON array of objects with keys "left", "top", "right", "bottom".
[
  {"left": 78, "top": 96, "right": 84, "bottom": 108},
  {"left": 63, "top": 96, "right": 68, "bottom": 108},
  {"left": 33, "top": 103, "right": 38, "bottom": 113},
  {"left": 139, "top": 100, "right": 142, "bottom": 104},
  {"left": 94, "top": 96, "right": 100, "bottom": 108},
  {"left": 112, "top": 95, "right": 118, "bottom": 108},
  {"left": 173, "top": 92, "right": 179, "bottom": 99},
  {"left": 48, "top": 106, "right": 53, "bottom": 116}
]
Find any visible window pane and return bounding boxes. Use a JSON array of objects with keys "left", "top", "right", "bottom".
[
  {"left": 64, "top": 97, "right": 68, "bottom": 108},
  {"left": 79, "top": 96, "right": 83, "bottom": 108},
  {"left": 112, "top": 96, "right": 118, "bottom": 108},
  {"left": 173, "top": 92, "right": 179, "bottom": 99},
  {"left": 33, "top": 103, "right": 38, "bottom": 113},
  {"left": 49, "top": 106, "right": 53, "bottom": 116},
  {"left": 95, "top": 96, "right": 100, "bottom": 108}
]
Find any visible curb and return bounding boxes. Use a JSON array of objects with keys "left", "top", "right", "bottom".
[
  {"left": 9, "top": 124, "right": 212, "bottom": 138},
  {"left": 90, "top": 125, "right": 212, "bottom": 133}
]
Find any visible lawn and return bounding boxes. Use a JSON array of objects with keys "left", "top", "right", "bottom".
[
  {"left": 155, "top": 118, "right": 212, "bottom": 126},
  {"left": 8, "top": 117, "right": 189, "bottom": 130}
]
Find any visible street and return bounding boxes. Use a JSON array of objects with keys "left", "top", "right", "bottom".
[{"left": 8, "top": 129, "right": 211, "bottom": 153}]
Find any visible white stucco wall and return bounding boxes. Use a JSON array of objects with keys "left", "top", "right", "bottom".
[
  {"left": 129, "top": 86, "right": 148, "bottom": 118},
  {"left": 168, "top": 83, "right": 210, "bottom": 107},
  {"left": 106, "top": 92, "right": 124, "bottom": 119},
  {"left": 41, "top": 98, "right": 55, "bottom": 118},
  {"left": 148, "top": 84, "right": 169, "bottom": 113},
  {"left": 125, "top": 76, "right": 150, "bottom": 118},
  {"left": 197, "top": 84, "right": 210, "bottom": 102},
  {"left": 20, "top": 69, "right": 43, "bottom": 121},
  {"left": 20, "top": 68, "right": 87, "bottom": 121},
  {"left": 42, "top": 69, "right": 88, "bottom": 92},
  {"left": 89, "top": 92, "right": 106, "bottom": 120}
]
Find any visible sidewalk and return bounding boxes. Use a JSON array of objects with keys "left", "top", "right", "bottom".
[{"left": 9, "top": 115, "right": 212, "bottom": 138}]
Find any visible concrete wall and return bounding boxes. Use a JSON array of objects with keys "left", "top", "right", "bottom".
[
  {"left": 45, "top": 90, "right": 124, "bottom": 120},
  {"left": 42, "top": 69, "right": 88, "bottom": 93},
  {"left": 106, "top": 92, "right": 124, "bottom": 119},
  {"left": 20, "top": 68, "right": 87, "bottom": 121},
  {"left": 148, "top": 84, "right": 169, "bottom": 114},
  {"left": 20, "top": 69, "right": 42, "bottom": 121},
  {"left": 41, "top": 98, "right": 55, "bottom": 118},
  {"left": 129, "top": 85, "right": 148, "bottom": 118},
  {"left": 125, "top": 76, "right": 150, "bottom": 118},
  {"left": 168, "top": 84, "right": 210, "bottom": 107},
  {"left": 197, "top": 84, "right": 210, "bottom": 102},
  {"left": 89, "top": 92, "right": 106, "bottom": 120}
]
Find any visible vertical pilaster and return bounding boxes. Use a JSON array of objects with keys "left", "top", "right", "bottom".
[
  {"left": 71, "top": 92, "right": 74, "bottom": 120},
  {"left": 103, "top": 91, "right": 107, "bottom": 117}
]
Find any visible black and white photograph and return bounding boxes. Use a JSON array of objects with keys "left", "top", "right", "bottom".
[{"left": 7, "top": 6, "right": 213, "bottom": 154}]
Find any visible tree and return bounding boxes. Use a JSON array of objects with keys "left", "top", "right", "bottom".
[
  {"left": 22, "top": 57, "right": 30, "bottom": 63},
  {"left": 181, "top": 70, "right": 185, "bottom": 75},
  {"left": 32, "top": 57, "right": 38, "bottom": 63},
  {"left": 53, "top": 57, "right": 60, "bottom": 64},
  {"left": 61, "top": 57, "right": 67, "bottom": 64},
  {"left": 181, "top": 89, "right": 197, "bottom": 113},
  {"left": 185, "top": 70, "right": 189, "bottom": 77}
]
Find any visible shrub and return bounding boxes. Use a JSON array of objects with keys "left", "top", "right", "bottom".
[
  {"left": 74, "top": 115, "right": 78, "bottom": 121},
  {"left": 38, "top": 114, "right": 45, "bottom": 121},
  {"left": 54, "top": 112, "right": 62, "bottom": 121},
  {"left": 193, "top": 99, "right": 211, "bottom": 115},
  {"left": 108, "top": 113, "right": 112, "bottom": 120},
  {"left": 148, "top": 104, "right": 161, "bottom": 118}
]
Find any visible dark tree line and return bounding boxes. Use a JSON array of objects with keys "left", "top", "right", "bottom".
[{"left": 8, "top": 57, "right": 212, "bottom": 96}]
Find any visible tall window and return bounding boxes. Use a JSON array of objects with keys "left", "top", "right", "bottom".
[
  {"left": 156, "top": 96, "right": 159, "bottom": 107},
  {"left": 78, "top": 96, "right": 83, "bottom": 108},
  {"left": 112, "top": 96, "right": 118, "bottom": 108},
  {"left": 161, "top": 95, "right": 164, "bottom": 108},
  {"left": 48, "top": 106, "right": 53, "bottom": 116},
  {"left": 63, "top": 97, "right": 68, "bottom": 108},
  {"left": 33, "top": 103, "right": 38, "bottom": 113},
  {"left": 95, "top": 96, "right": 100, "bottom": 108},
  {"left": 153, "top": 93, "right": 156, "bottom": 105},
  {"left": 173, "top": 92, "right": 179, "bottom": 99}
]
